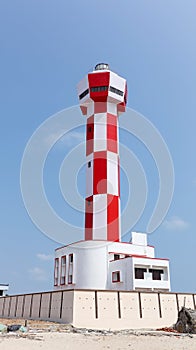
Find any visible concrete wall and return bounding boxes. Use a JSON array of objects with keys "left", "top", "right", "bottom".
[{"left": 0, "top": 290, "right": 195, "bottom": 330}]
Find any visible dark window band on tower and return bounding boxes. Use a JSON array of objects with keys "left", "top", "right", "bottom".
[
  {"left": 91, "top": 86, "right": 108, "bottom": 92},
  {"left": 89, "top": 86, "right": 123, "bottom": 96},
  {"left": 79, "top": 88, "right": 89, "bottom": 100},
  {"left": 109, "top": 86, "right": 124, "bottom": 96}
]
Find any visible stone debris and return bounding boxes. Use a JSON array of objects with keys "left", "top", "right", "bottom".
[
  {"left": 156, "top": 327, "right": 179, "bottom": 333},
  {"left": 0, "top": 318, "right": 196, "bottom": 340}
]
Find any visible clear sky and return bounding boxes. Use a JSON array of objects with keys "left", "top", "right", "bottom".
[{"left": 0, "top": 0, "right": 196, "bottom": 294}]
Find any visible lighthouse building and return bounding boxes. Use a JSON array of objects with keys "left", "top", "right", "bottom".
[{"left": 54, "top": 64, "right": 171, "bottom": 292}]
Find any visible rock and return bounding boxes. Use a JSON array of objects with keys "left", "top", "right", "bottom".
[{"left": 175, "top": 307, "right": 196, "bottom": 334}]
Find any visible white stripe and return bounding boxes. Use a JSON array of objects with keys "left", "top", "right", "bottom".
[
  {"left": 86, "top": 156, "right": 93, "bottom": 197},
  {"left": 94, "top": 113, "right": 107, "bottom": 151},
  {"left": 107, "top": 154, "right": 118, "bottom": 195},
  {"left": 93, "top": 194, "right": 107, "bottom": 240},
  {"left": 87, "top": 102, "right": 94, "bottom": 117},
  {"left": 107, "top": 102, "right": 117, "bottom": 115},
  {"left": 109, "top": 71, "right": 126, "bottom": 93}
]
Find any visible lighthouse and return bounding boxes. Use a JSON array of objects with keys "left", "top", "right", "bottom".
[
  {"left": 78, "top": 63, "right": 127, "bottom": 242},
  {"left": 54, "top": 64, "right": 171, "bottom": 292}
]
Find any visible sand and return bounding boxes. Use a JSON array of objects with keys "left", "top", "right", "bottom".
[{"left": 0, "top": 319, "right": 196, "bottom": 350}]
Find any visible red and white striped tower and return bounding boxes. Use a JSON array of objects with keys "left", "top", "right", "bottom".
[{"left": 77, "top": 63, "right": 127, "bottom": 242}]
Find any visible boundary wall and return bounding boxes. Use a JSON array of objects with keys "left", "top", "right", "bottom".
[{"left": 0, "top": 289, "right": 195, "bottom": 330}]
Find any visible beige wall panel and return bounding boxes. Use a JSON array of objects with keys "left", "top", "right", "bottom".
[
  {"left": 177, "top": 294, "right": 195, "bottom": 310},
  {"left": 0, "top": 298, "right": 4, "bottom": 315},
  {"left": 31, "top": 294, "right": 41, "bottom": 319},
  {"left": 15, "top": 295, "right": 24, "bottom": 318},
  {"left": 50, "top": 292, "right": 62, "bottom": 322},
  {"left": 141, "top": 293, "right": 159, "bottom": 319},
  {"left": 74, "top": 291, "right": 122, "bottom": 329},
  {"left": 9, "top": 296, "right": 17, "bottom": 317},
  {"left": 119, "top": 292, "right": 142, "bottom": 328},
  {"left": 61, "top": 290, "right": 74, "bottom": 324},
  {"left": 4, "top": 297, "right": 11, "bottom": 317},
  {"left": 139, "top": 293, "right": 164, "bottom": 329},
  {"left": 40, "top": 293, "right": 51, "bottom": 320},
  {"left": 97, "top": 291, "right": 118, "bottom": 320},
  {"left": 23, "top": 294, "right": 32, "bottom": 318},
  {"left": 159, "top": 293, "right": 178, "bottom": 327},
  {"left": 73, "top": 290, "right": 95, "bottom": 327}
]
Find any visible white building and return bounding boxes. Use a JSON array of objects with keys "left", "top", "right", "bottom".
[
  {"left": 54, "top": 232, "right": 170, "bottom": 292},
  {"left": 0, "top": 284, "right": 9, "bottom": 297},
  {"left": 54, "top": 63, "right": 171, "bottom": 292}
]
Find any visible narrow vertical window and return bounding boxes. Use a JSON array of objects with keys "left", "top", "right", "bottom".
[
  {"left": 60, "top": 256, "right": 66, "bottom": 285},
  {"left": 68, "top": 254, "right": 74, "bottom": 284},
  {"left": 54, "top": 258, "right": 59, "bottom": 286}
]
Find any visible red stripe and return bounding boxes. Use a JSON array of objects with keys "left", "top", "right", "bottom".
[
  {"left": 88, "top": 72, "right": 110, "bottom": 102},
  {"left": 86, "top": 115, "right": 94, "bottom": 156},
  {"left": 80, "top": 105, "right": 87, "bottom": 115},
  {"left": 88, "top": 72, "right": 110, "bottom": 87},
  {"left": 107, "top": 113, "right": 117, "bottom": 153},
  {"left": 93, "top": 151, "right": 107, "bottom": 194},
  {"left": 94, "top": 102, "right": 107, "bottom": 113},
  {"left": 85, "top": 196, "right": 93, "bottom": 240},
  {"left": 107, "top": 195, "right": 119, "bottom": 242}
]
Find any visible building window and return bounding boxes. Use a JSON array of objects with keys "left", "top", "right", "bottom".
[
  {"left": 79, "top": 88, "right": 89, "bottom": 100},
  {"left": 135, "top": 268, "right": 147, "bottom": 279},
  {"left": 88, "top": 126, "right": 92, "bottom": 132},
  {"left": 88, "top": 161, "right": 91, "bottom": 168},
  {"left": 91, "top": 86, "right": 108, "bottom": 92},
  {"left": 114, "top": 254, "right": 120, "bottom": 260},
  {"left": 109, "top": 86, "right": 124, "bottom": 96},
  {"left": 60, "top": 256, "right": 66, "bottom": 285},
  {"left": 54, "top": 258, "right": 59, "bottom": 286},
  {"left": 68, "top": 254, "right": 74, "bottom": 284},
  {"left": 149, "top": 269, "right": 164, "bottom": 280},
  {"left": 112, "top": 271, "right": 121, "bottom": 283},
  {"left": 68, "top": 275, "right": 73, "bottom": 284}
]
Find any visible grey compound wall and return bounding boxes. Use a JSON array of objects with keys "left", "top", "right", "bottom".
[{"left": 0, "top": 289, "right": 195, "bottom": 330}]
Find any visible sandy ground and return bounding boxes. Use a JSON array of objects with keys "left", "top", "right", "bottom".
[{"left": 0, "top": 319, "right": 196, "bottom": 350}]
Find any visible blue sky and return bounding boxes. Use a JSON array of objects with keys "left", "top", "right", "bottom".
[{"left": 0, "top": 0, "right": 196, "bottom": 294}]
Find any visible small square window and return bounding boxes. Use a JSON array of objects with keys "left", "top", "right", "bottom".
[
  {"left": 114, "top": 254, "right": 120, "bottom": 260},
  {"left": 149, "top": 269, "right": 164, "bottom": 280},
  {"left": 112, "top": 271, "right": 120, "bottom": 283},
  {"left": 135, "top": 268, "right": 147, "bottom": 279},
  {"left": 88, "top": 126, "right": 92, "bottom": 132},
  {"left": 88, "top": 161, "right": 91, "bottom": 168}
]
